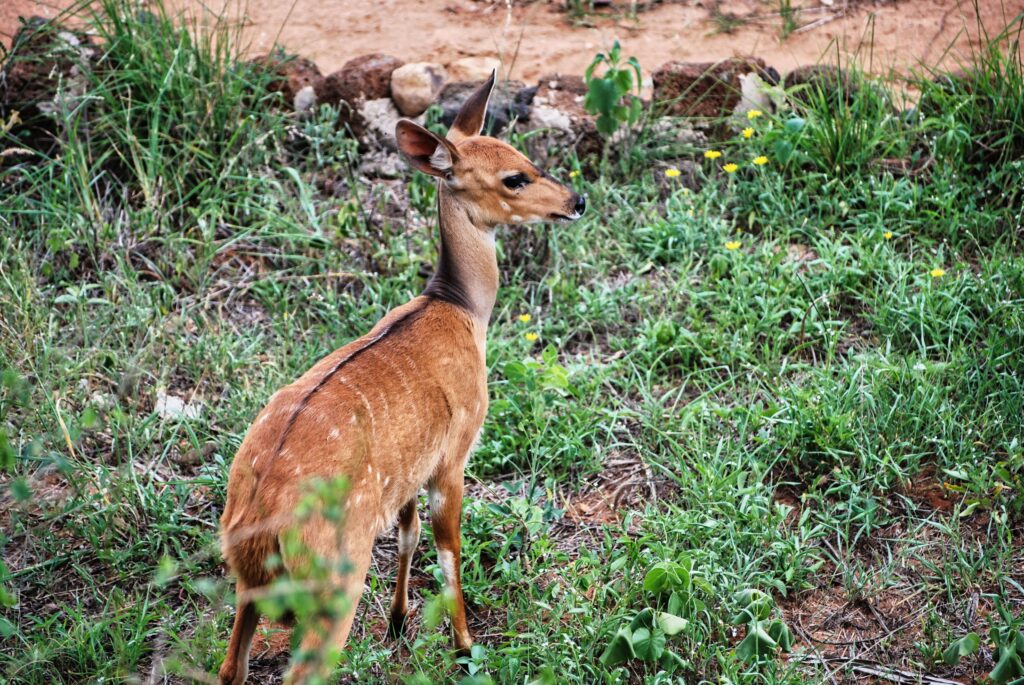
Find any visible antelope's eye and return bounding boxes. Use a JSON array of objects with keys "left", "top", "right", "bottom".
[{"left": 502, "top": 173, "right": 530, "bottom": 190}]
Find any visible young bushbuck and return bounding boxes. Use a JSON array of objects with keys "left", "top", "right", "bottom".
[{"left": 217, "top": 72, "right": 586, "bottom": 684}]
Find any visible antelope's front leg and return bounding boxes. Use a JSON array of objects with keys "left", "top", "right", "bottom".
[{"left": 428, "top": 468, "right": 472, "bottom": 654}]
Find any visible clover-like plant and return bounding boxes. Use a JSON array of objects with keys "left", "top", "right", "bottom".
[{"left": 730, "top": 588, "right": 793, "bottom": 663}]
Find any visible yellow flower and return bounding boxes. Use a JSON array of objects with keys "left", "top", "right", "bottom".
[
  {"left": 747, "top": 109, "right": 764, "bottom": 120},
  {"left": 518, "top": 313, "right": 532, "bottom": 323},
  {"left": 742, "top": 127, "right": 754, "bottom": 139},
  {"left": 569, "top": 169, "right": 580, "bottom": 178},
  {"left": 883, "top": 231, "right": 893, "bottom": 240},
  {"left": 723, "top": 163, "right": 739, "bottom": 173},
  {"left": 704, "top": 150, "right": 722, "bottom": 160},
  {"left": 930, "top": 268, "right": 946, "bottom": 278},
  {"left": 725, "top": 241, "right": 741, "bottom": 250},
  {"left": 753, "top": 156, "right": 768, "bottom": 166},
  {"left": 524, "top": 332, "right": 539, "bottom": 342},
  {"left": 665, "top": 167, "right": 681, "bottom": 178}
]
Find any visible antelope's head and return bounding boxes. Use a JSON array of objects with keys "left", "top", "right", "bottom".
[{"left": 395, "top": 72, "right": 586, "bottom": 228}]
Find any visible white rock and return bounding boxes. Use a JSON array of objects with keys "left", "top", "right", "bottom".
[
  {"left": 155, "top": 391, "right": 202, "bottom": 420},
  {"left": 293, "top": 85, "right": 317, "bottom": 114},
  {"left": 529, "top": 104, "right": 573, "bottom": 133},
  {"left": 359, "top": 97, "right": 425, "bottom": 150},
  {"left": 390, "top": 62, "right": 447, "bottom": 117}
]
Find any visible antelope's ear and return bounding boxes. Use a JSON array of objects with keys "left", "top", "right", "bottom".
[
  {"left": 396, "top": 119, "right": 459, "bottom": 177},
  {"left": 447, "top": 69, "right": 495, "bottom": 144}
]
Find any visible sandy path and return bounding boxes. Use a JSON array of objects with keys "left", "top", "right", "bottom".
[{"left": 3, "top": 0, "right": 1023, "bottom": 83}]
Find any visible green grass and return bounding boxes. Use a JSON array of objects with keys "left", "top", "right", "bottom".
[{"left": 2, "top": 1, "right": 1024, "bottom": 683}]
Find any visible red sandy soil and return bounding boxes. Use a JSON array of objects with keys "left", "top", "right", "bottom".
[{"left": 3, "top": 0, "right": 1023, "bottom": 83}]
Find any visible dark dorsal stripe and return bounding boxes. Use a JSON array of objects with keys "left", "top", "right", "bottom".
[
  {"left": 422, "top": 193, "right": 474, "bottom": 312},
  {"left": 268, "top": 301, "right": 429, "bottom": 463}
]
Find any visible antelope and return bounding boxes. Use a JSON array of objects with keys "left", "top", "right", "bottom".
[{"left": 217, "top": 72, "right": 586, "bottom": 684}]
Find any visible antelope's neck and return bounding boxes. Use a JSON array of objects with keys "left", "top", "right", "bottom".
[{"left": 422, "top": 184, "right": 499, "bottom": 333}]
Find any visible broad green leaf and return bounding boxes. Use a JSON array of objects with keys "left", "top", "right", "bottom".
[
  {"left": 735, "top": 623, "right": 778, "bottom": 663},
  {"left": 767, "top": 620, "right": 793, "bottom": 652},
  {"left": 629, "top": 607, "right": 655, "bottom": 631},
  {"left": 943, "top": 632, "right": 980, "bottom": 665},
  {"left": 599, "top": 626, "right": 636, "bottom": 666},
  {"left": 659, "top": 649, "right": 687, "bottom": 671},
  {"left": 991, "top": 647, "right": 1024, "bottom": 684},
  {"left": 657, "top": 612, "right": 689, "bottom": 636},
  {"left": 632, "top": 626, "right": 666, "bottom": 661}
]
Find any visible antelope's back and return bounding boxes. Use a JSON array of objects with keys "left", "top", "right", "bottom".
[{"left": 221, "top": 297, "right": 486, "bottom": 536}]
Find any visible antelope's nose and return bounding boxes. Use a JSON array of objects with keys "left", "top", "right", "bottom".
[{"left": 574, "top": 194, "right": 587, "bottom": 216}]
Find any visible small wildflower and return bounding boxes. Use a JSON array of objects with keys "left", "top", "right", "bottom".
[
  {"left": 883, "top": 231, "right": 893, "bottom": 240},
  {"left": 704, "top": 150, "right": 722, "bottom": 160},
  {"left": 930, "top": 267, "right": 946, "bottom": 278},
  {"left": 752, "top": 156, "right": 768, "bottom": 166},
  {"left": 524, "top": 332, "right": 539, "bottom": 342},
  {"left": 723, "top": 163, "right": 739, "bottom": 173},
  {"left": 665, "top": 167, "right": 681, "bottom": 178},
  {"left": 747, "top": 109, "right": 764, "bottom": 120},
  {"left": 742, "top": 127, "right": 754, "bottom": 139},
  {"left": 725, "top": 241, "right": 741, "bottom": 251},
  {"left": 568, "top": 169, "right": 580, "bottom": 179},
  {"left": 518, "top": 313, "right": 531, "bottom": 323}
]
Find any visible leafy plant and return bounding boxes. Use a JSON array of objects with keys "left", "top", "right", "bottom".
[
  {"left": 945, "top": 603, "right": 1024, "bottom": 684},
  {"left": 583, "top": 40, "right": 643, "bottom": 138},
  {"left": 730, "top": 589, "right": 793, "bottom": 663},
  {"left": 599, "top": 557, "right": 706, "bottom": 671}
]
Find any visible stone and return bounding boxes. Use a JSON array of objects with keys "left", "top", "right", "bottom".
[
  {"left": 527, "top": 74, "right": 602, "bottom": 161},
  {"left": 438, "top": 79, "right": 532, "bottom": 135},
  {"left": 252, "top": 51, "right": 323, "bottom": 112},
  {"left": 0, "top": 17, "right": 96, "bottom": 130},
  {"left": 320, "top": 53, "right": 403, "bottom": 107},
  {"left": 447, "top": 56, "right": 501, "bottom": 82},
  {"left": 390, "top": 62, "right": 447, "bottom": 117},
  {"left": 357, "top": 97, "right": 426, "bottom": 151},
  {"left": 652, "top": 57, "right": 770, "bottom": 117},
  {"left": 155, "top": 390, "right": 202, "bottom": 420}
]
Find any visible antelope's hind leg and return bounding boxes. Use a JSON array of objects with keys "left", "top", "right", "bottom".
[
  {"left": 428, "top": 468, "right": 472, "bottom": 654},
  {"left": 389, "top": 497, "right": 421, "bottom": 638},
  {"left": 218, "top": 579, "right": 260, "bottom": 685},
  {"left": 281, "top": 517, "right": 374, "bottom": 685}
]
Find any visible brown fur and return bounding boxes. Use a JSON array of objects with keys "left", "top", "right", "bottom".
[{"left": 218, "top": 72, "right": 583, "bottom": 684}]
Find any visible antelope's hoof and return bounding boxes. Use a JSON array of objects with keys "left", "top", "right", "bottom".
[{"left": 388, "top": 609, "right": 408, "bottom": 639}]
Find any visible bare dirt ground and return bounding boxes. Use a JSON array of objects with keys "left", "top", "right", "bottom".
[{"left": 4, "top": 0, "right": 1024, "bottom": 83}]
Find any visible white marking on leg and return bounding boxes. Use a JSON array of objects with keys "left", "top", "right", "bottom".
[
  {"left": 438, "top": 549, "right": 457, "bottom": 586},
  {"left": 398, "top": 522, "right": 419, "bottom": 556},
  {"left": 429, "top": 489, "right": 445, "bottom": 513}
]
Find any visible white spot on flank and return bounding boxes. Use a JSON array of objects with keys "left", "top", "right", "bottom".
[
  {"left": 258, "top": 413, "right": 270, "bottom": 425},
  {"left": 367, "top": 464, "right": 373, "bottom": 474},
  {"left": 354, "top": 492, "right": 363, "bottom": 505},
  {"left": 511, "top": 214, "right": 523, "bottom": 222},
  {"left": 328, "top": 427, "right": 340, "bottom": 440},
  {"left": 438, "top": 549, "right": 457, "bottom": 584},
  {"left": 500, "top": 201, "right": 511, "bottom": 211},
  {"left": 350, "top": 414, "right": 357, "bottom": 424},
  {"left": 383, "top": 476, "right": 391, "bottom": 487}
]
